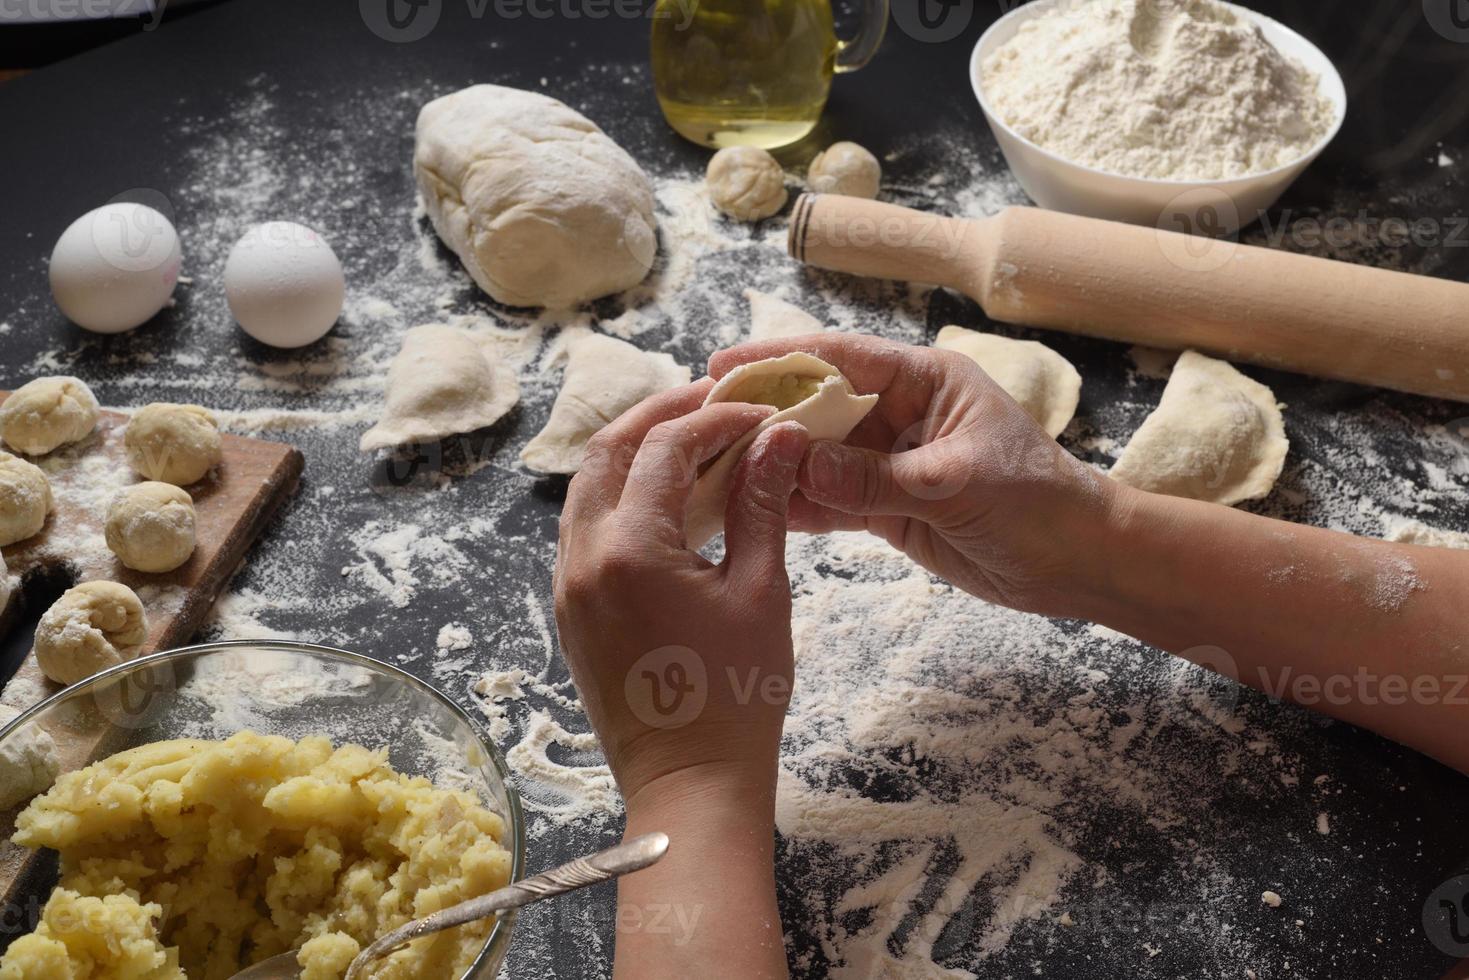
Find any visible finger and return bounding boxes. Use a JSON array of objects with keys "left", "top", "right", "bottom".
[
  {"left": 564, "top": 378, "right": 715, "bottom": 531},
  {"left": 617, "top": 402, "right": 777, "bottom": 542},
  {"left": 786, "top": 492, "right": 869, "bottom": 535},
  {"left": 722, "top": 422, "right": 810, "bottom": 588},
  {"left": 707, "top": 333, "right": 922, "bottom": 397},
  {"left": 796, "top": 439, "right": 969, "bottom": 523}
]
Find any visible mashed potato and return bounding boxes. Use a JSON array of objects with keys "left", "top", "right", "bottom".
[{"left": 0, "top": 732, "right": 513, "bottom": 980}]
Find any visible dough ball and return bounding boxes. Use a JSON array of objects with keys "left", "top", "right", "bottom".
[
  {"left": 34, "top": 581, "right": 148, "bottom": 686},
  {"left": 125, "top": 403, "right": 222, "bottom": 486},
  {"left": 224, "top": 221, "right": 346, "bottom": 349},
  {"left": 415, "top": 84, "right": 658, "bottom": 309},
  {"left": 0, "top": 376, "right": 99, "bottom": 456},
  {"left": 707, "top": 146, "right": 788, "bottom": 221},
  {"left": 0, "top": 704, "right": 60, "bottom": 810},
  {"left": 807, "top": 141, "right": 881, "bottom": 199},
  {"left": 49, "top": 202, "right": 182, "bottom": 334},
  {"left": 1109, "top": 350, "right": 1287, "bottom": 506},
  {"left": 0, "top": 452, "right": 53, "bottom": 547},
  {"left": 106, "top": 482, "right": 197, "bottom": 574}
]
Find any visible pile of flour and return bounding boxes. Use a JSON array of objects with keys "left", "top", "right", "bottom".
[{"left": 981, "top": 0, "right": 1336, "bottom": 180}]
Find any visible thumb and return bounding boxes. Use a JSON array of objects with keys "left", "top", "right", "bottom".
[
  {"left": 722, "top": 422, "right": 810, "bottom": 586},
  {"left": 797, "top": 441, "right": 962, "bottom": 521}
]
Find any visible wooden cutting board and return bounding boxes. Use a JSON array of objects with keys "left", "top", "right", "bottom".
[{"left": 0, "top": 397, "right": 303, "bottom": 901}]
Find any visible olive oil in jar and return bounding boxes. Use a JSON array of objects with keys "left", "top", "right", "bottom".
[{"left": 651, "top": 0, "right": 839, "bottom": 149}]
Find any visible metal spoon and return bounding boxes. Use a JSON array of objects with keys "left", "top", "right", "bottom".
[{"left": 229, "top": 832, "right": 670, "bottom": 980}]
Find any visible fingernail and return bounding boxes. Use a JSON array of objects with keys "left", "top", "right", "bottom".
[{"left": 799, "top": 440, "right": 843, "bottom": 495}]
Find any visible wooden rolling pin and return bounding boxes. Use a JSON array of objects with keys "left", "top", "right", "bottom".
[{"left": 788, "top": 194, "right": 1469, "bottom": 402}]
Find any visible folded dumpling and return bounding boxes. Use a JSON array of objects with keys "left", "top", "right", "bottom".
[
  {"left": 1109, "top": 350, "right": 1287, "bottom": 506},
  {"left": 935, "top": 325, "right": 1080, "bottom": 439},
  {"left": 520, "top": 333, "right": 691, "bottom": 475},
  {"left": 360, "top": 323, "right": 520, "bottom": 451}
]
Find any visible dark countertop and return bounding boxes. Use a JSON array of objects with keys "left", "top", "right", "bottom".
[{"left": 2, "top": 1, "right": 1468, "bottom": 977}]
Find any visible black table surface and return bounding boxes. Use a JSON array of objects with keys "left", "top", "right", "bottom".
[{"left": 2, "top": 1, "right": 1469, "bottom": 977}]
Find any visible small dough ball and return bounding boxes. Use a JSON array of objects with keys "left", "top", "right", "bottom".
[
  {"left": 49, "top": 202, "right": 182, "bottom": 334},
  {"left": 106, "top": 482, "right": 197, "bottom": 574},
  {"left": 0, "top": 704, "right": 60, "bottom": 810},
  {"left": 0, "top": 452, "right": 52, "bottom": 546},
  {"left": 125, "top": 403, "right": 222, "bottom": 486},
  {"left": 0, "top": 377, "right": 99, "bottom": 456},
  {"left": 807, "top": 142, "right": 881, "bottom": 199},
  {"left": 707, "top": 146, "right": 788, "bottom": 221},
  {"left": 34, "top": 581, "right": 148, "bottom": 686},
  {"left": 224, "top": 221, "right": 345, "bottom": 348}
]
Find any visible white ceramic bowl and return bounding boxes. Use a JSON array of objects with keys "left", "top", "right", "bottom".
[{"left": 970, "top": 0, "right": 1348, "bottom": 235}]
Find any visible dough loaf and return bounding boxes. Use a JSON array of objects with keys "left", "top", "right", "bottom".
[
  {"left": 707, "top": 146, "right": 788, "bottom": 221},
  {"left": 686, "top": 352, "right": 877, "bottom": 549},
  {"left": 0, "top": 376, "right": 98, "bottom": 456},
  {"left": 746, "top": 289, "right": 825, "bottom": 341},
  {"left": 521, "top": 332, "right": 690, "bottom": 475},
  {"left": 360, "top": 323, "right": 521, "bottom": 451},
  {"left": 935, "top": 325, "right": 1081, "bottom": 438},
  {"left": 807, "top": 141, "right": 881, "bottom": 199},
  {"left": 106, "top": 482, "right": 197, "bottom": 574},
  {"left": 34, "top": 581, "right": 148, "bottom": 686},
  {"left": 414, "top": 84, "right": 657, "bottom": 309},
  {"left": 125, "top": 403, "right": 222, "bottom": 486},
  {"left": 1109, "top": 350, "right": 1287, "bottom": 506},
  {"left": 0, "top": 451, "right": 52, "bottom": 546}
]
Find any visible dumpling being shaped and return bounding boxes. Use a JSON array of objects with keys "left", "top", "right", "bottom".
[
  {"left": 685, "top": 352, "right": 877, "bottom": 550},
  {"left": 935, "top": 325, "right": 1080, "bottom": 439},
  {"left": 520, "top": 332, "right": 691, "bottom": 475},
  {"left": 360, "top": 323, "right": 521, "bottom": 451},
  {"left": 746, "top": 289, "right": 825, "bottom": 341},
  {"left": 1109, "top": 350, "right": 1288, "bottom": 506}
]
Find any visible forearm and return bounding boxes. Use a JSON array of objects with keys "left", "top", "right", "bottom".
[
  {"left": 1073, "top": 485, "right": 1469, "bottom": 773},
  {"left": 614, "top": 766, "right": 788, "bottom": 980}
]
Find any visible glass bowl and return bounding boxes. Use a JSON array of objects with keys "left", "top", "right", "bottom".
[{"left": 0, "top": 639, "right": 525, "bottom": 978}]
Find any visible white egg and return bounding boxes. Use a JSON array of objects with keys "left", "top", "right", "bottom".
[
  {"left": 49, "top": 203, "right": 182, "bottom": 334},
  {"left": 223, "top": 221, "right": 345, "bottom": 348}
]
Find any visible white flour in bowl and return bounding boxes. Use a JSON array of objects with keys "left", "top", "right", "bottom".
[{"left": 981, "top": 0, "right": 1336, "bottom": 181}]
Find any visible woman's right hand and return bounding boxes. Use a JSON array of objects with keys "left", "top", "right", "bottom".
[{"left": 708, "top": 333, "right": 1118, "bottom": 617}]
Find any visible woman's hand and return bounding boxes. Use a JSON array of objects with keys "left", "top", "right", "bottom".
[
  {"left": 554, "top": 380, "right": 810, "bottom": 805},
  {"left": 554, "top": 380, "right": 806, "bottom": 979},
  {"left": 709, "top": 333, "right": 1116, "bottom": 617}
]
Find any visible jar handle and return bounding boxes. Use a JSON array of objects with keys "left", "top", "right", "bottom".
[{"left": 834, "top": 0, "right": 889, "bottom": 73}]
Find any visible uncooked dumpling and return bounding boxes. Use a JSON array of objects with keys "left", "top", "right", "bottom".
[
  {"left": 414, "top": 84, "right": 657, "bottom": 308},
  {"left": 935, "top": 325, "right": 1080, "bottom": 439},
  {"left": 746, "top": 290, "right": 825, "bottom": 341},
  {"left": 361, "top": 324, "right": 521, "bottom": 452},
  {"left": 686, "top": 353, "right": 877, "bottom": 549},
  {"left": 1109, "top": 350, "right": 1287, "bottom": 506},
  {"left": 0, "top": 377, "right": 99, "bottom": 456},
  {"left": 521, "top": 333, "right": 691, "bottom": 475}
]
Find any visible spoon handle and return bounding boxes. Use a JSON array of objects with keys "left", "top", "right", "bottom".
[{"left": 344, "top": 832, "right": 670, "bottom": 979}]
